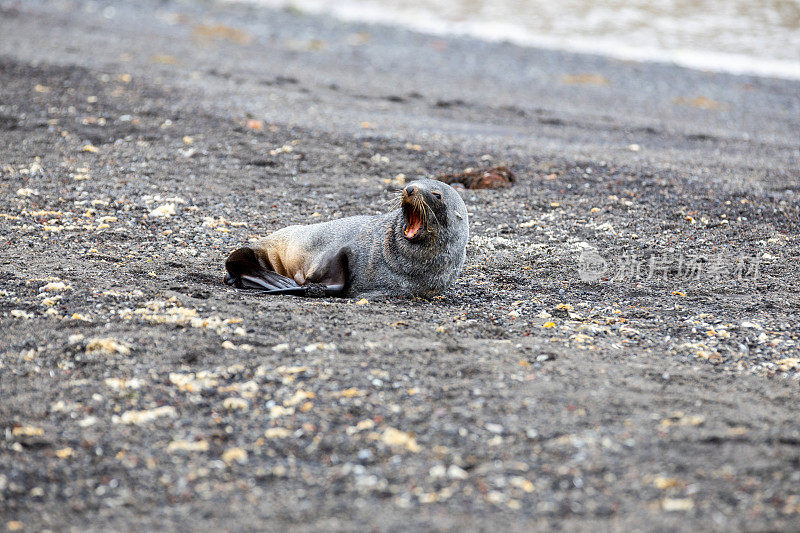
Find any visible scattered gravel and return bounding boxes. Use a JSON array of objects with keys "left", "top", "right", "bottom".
[{"left": 1, "top": 0, "right": 799, "bottom": 531}]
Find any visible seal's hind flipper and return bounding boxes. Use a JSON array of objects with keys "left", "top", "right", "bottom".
[
  {"left": 239, "top": 271, "right": 299, "bottom": 291},
  {"left": 224, "top": 246, "right": 301, "bottom": 292},
  {"left": 223, "top": 246, "right": 348, "bottom": 297}
]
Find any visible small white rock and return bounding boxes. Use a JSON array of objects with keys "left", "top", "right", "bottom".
[
  {"left": 78, "top": 416, "right": 99, "bottom": 427},
  {"left": 428, "top": 464, "right": 447, "bottom": 479},
  {"left": 486, "top": 423, "right": 504, "bottom": 434},
  {"left": 447, "top": 465, "right": 469, "bottom": 479},
  {"left": 149, "top": 203, "right": 176, "bottom": 218}
]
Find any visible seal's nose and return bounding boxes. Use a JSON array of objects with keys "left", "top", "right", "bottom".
[{"left": 404, "top": 185, "right": 416, "bottom": 196}]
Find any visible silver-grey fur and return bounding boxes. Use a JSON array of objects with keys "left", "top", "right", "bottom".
[{"left": 252, "top": 178, "right": 469, "bottom": 298}]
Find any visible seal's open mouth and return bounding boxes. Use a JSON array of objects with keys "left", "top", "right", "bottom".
[{"left": 404, "top": 203, "right": 423, "bottom": 240}]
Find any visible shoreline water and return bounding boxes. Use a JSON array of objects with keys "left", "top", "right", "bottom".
[{"left": 237, "top": 0, "right": 800, "bottom": 80}]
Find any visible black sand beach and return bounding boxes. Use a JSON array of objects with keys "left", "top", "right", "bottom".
[{"left": 1, "top": 0, "right": 799, "bottom": 530}]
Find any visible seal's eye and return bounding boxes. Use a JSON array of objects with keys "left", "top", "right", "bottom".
[{"left": 431, "top": 191, "right": 443, "bottom": 200}]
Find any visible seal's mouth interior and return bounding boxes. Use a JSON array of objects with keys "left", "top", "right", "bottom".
[{"left": 403, "top": 203, "right": 423, "bottom": 240}]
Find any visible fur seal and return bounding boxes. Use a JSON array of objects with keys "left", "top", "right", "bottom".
[{"left": 224, "top": 178, "right": 469, "bottom": 298}]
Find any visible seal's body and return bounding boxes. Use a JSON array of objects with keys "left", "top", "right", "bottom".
[{"left": 224, "top": 178, "right": 469, "bottom": 298}]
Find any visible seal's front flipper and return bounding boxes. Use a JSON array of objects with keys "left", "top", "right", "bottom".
[{"left": 305, "top": 247, "right": 351, "bottom": 295}]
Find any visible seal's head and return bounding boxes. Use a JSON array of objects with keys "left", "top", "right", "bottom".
[
  {"left": 398, "top": 178, "right": 468, "bottom": 249},
  {"left": 384, "top": 178, "right": 469, "bottom": 296}
]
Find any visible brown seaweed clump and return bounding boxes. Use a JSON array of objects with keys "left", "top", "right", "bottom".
[{"left": 437, "top": 166, "right": 515, "bottom": 189}]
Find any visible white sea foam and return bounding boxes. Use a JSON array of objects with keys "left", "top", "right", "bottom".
[{"left": 237, "top": 0, "right": 800, "bottom": 80}]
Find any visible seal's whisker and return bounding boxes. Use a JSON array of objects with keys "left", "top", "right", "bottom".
[
  {"left": 412, "top": 194, "right": 427, "bottom": 225},
  {"left": 425, "top": 202, "right": 438, "bottom": 225},
  {"left": 381, "top": 196, "right": 402, "bottom": 209},
  {"left": 414, "top": 195, "right": 427, "bottom": 226},
  {"left": 422, "top": 199, "right": 438, "bottom": 226},
  {"left": 380, "top": 194, "right": 403, "bottom": 211}
]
